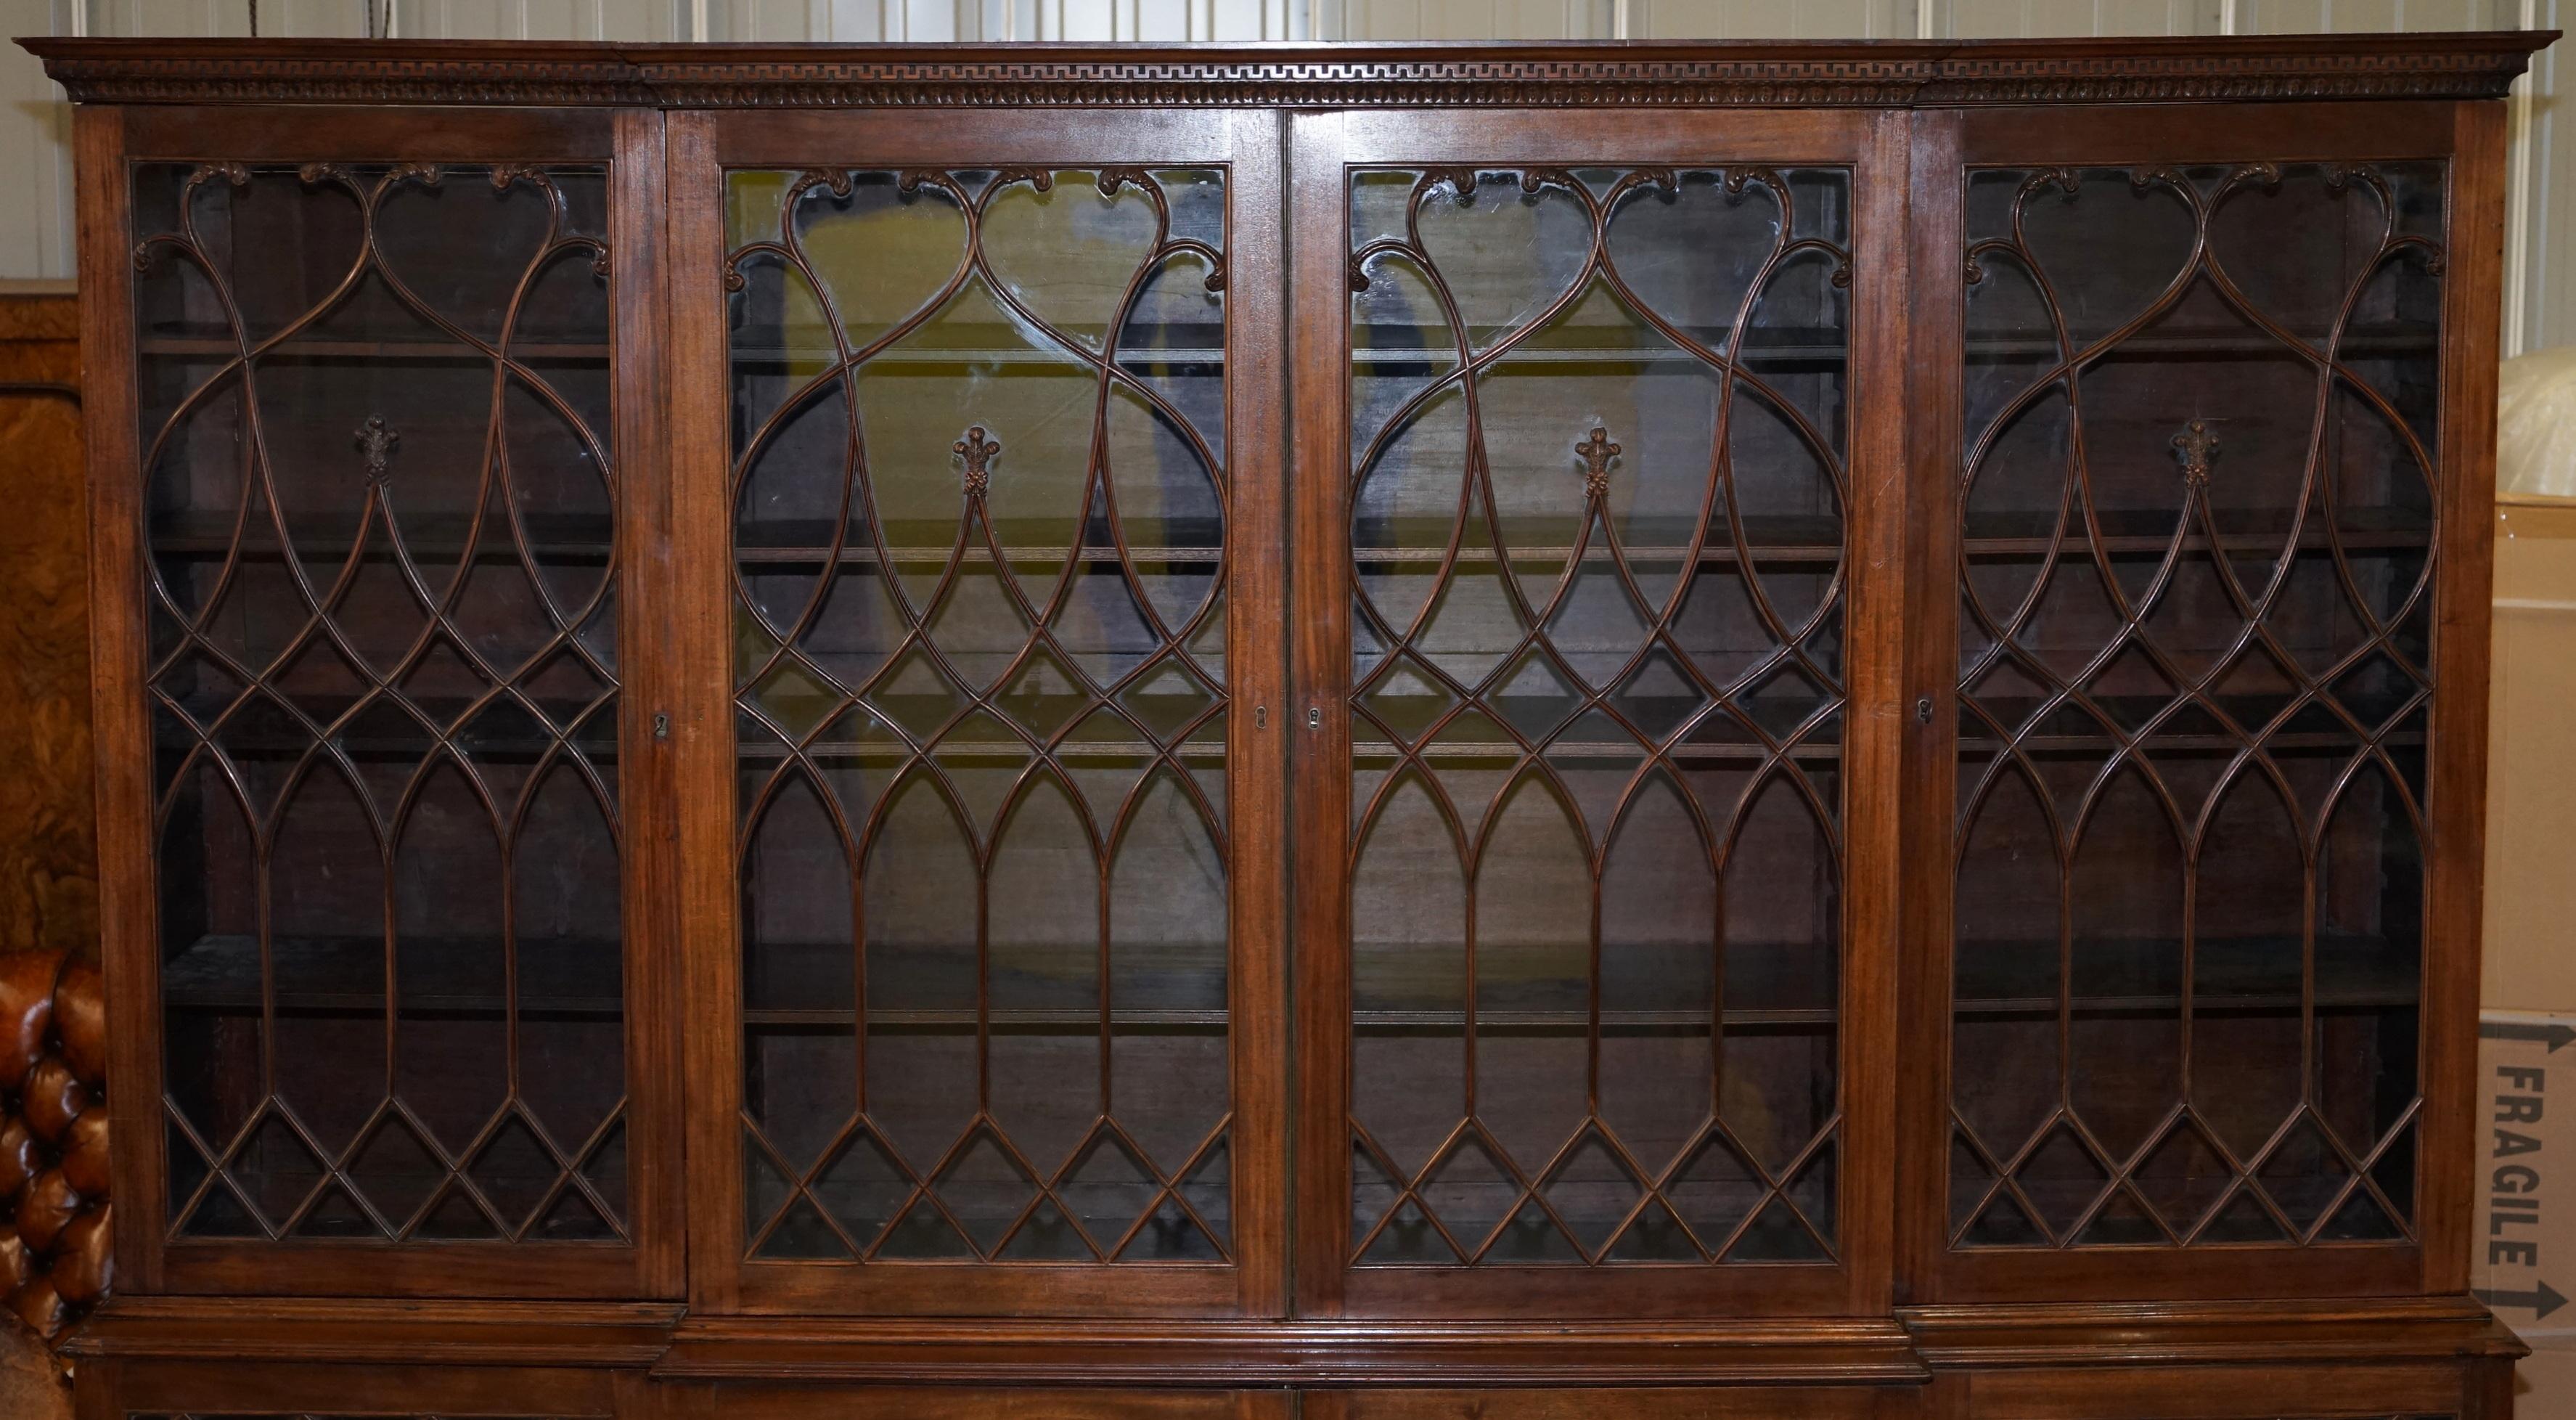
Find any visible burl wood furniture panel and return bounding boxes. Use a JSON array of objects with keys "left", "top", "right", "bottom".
[{"left": 15, "top": 28, "right": 2548, "bottom": 1420}]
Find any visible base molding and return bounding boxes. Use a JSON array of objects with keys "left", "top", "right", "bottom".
[
  {"left": 1900, "top": 1294, "right": 2529, "bottom": 1369},
  {"left": 53, "top": 1297, "right": 2535, "bottom": 1390},
  {"left": 62, "top": 1297, "right": 683, "bottom": 1368},
  {"left": 654, "top": 1316, "right": 1928, "bottom": 1387}
]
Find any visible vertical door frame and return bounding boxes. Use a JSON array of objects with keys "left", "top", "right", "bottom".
[
  {"left": 86, "top": 103, "right": 683, "bottom": 1299},
  {"left": 669, "top": 106, "right": 1291, "bottom": 1318},
  {"left": 1285, "top": 105, "right": 1904, "bottom": 1321},
  {"left": 76, "top": 98, "right": 151, "bottom": 1298},
  {"left": 2421, "top": 94, "right": 2510, "bottom": 1299},
  {"left": 1892, "top": 105, "right": 1966, "bottom": 1308},
  {"left": 1908, "top": 99, "right": 2492, "bottom": 1305}
]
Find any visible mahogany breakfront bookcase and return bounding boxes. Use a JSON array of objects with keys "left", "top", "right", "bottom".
[{"left": 23, "top": 27, "right": 2552, "bottom": 1420}]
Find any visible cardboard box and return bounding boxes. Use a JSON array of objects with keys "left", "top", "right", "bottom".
[
  {"left": 2484, "top": 497, "right": 2576, "bottom": 1411},
  {"left": 2474, "top": 1013, "right": 2576, "bottom": 1336},
  {"left": 2485, "top": 502, "right": 2576, "bottom": 1014}
]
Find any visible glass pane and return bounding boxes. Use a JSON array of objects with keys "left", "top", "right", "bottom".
[
  {"left": 136, "top": 162, "right": 626, "bottom": 1246},
  {"left": 728, "top": 167, "right": 1232, "bottom": 1265},
  {"left": 1347, "top": 166, "right": 1849, "bottom": 1267},
  {"left": 1951, "top": 162, "right": 2440, "bottom": 1251}
]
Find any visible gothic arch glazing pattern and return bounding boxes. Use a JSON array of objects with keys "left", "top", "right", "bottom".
[
  {"left": 1950, "top": 162, "right": 2445, "bottom": 1251},
  {"left": 133, "top": 161, "right": 628, "bottom": 1246},
  {"left": 1344, "top": 165, "right": 1852, "bottom": 1267},
  {"left": 726, "top": 166, "right": 1234, "bottom": 1265}
]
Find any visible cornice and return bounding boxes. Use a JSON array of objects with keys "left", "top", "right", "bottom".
[{"left": 17, "top": 33, "right": 2556, "bottom": 110}]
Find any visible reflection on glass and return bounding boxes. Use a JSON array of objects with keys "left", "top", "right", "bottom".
[
  {"left": 1346, "top": 166, "right": 1849, "bottom": 1267},
  {"left": 1951, "top": 163, "right": 2439, "bottom": 1250},
  {"left": 137, "top": 161, "right": 626, "bottom": 1244},
  {"left": 728, "top": 168, "right": 1232, "bottom": 1265}
]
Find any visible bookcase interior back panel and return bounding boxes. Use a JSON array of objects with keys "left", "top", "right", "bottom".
[
  {"left": 727, "top": 164, "right": 1237, "bottom": 1268},
  {"left": 1344, "top": 163, "right": 1849, "bottom": 1270},
  {"left": 1949, "top": 160, "right": 2443, "bottom": 1255},
  {"left": 132, "top": 159, "right": 630, "bottom": 1249}
]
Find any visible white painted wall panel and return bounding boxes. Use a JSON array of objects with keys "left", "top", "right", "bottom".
[
  {"left": 2512, "top": 1, "right": 2571, "bottom": 351},
  {"left": 1632, "top": 0, "right": 1908, "bottom": 39},
  {"left": 403, "top": 0, "right": 682, "bottom": 36},
  {"left": 1940, "top": 0, "right": 2218, "bottom": 36},
  {"left": 0, "top": 1, "right": 75, "bottom": 286},
  {"left": 2239, "top": 0, "right": 2512, "bottom": 30}
]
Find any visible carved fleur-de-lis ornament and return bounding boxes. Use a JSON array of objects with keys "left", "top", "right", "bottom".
[
  {"left": 2170, "top": 418, "right": 2219, "bottom": 490},
  {"left": 356, "top": 415, "right": 400, "bottom": 487},
  {"left": 1575, "top": 425, "right": 1621, "bottom": 501},
  {"left": 953, "top": 425, "right": 1001, "bottom": 497}
]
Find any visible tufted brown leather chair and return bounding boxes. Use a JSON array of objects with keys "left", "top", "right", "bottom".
[{"left": 0, "top": 950, "right": 108, "bottom": 1347}]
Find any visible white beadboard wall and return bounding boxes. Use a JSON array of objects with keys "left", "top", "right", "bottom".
[{"left": 0, "top": 0, "right": 2564, "bottom": 353}]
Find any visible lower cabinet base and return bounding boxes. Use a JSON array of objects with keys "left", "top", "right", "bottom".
[
  {"left": 1928, "top": 1361, "right": 2518, "bottom": 1419},
  {"left": 70, "top": 1366, "right": 2519, "bottom": 1420},
  {"left": 70, "top": 1365, "right": 2521, "bottom": 1420},
  {"left": 63, "top": 1302, "right": 2524, "bottom": 1420}
]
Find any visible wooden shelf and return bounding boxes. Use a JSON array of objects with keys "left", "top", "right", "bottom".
[
  {"left": 737, "top": 544, "right": 1224, "bottom": 567},
  {"left": 150, "top": 510, "right": 613, "bottom": 563},
  {"left": 734, "top": 542, "right": 1848, "bottom": 571},
  {"left": 1962, "top": 322, "right": 2437, "bottom": 359},
  {"left": 1957, "top": 694, "right": 2422, "bottom": 751},
  {"left": 1351, "top": 939, "right": 1836, "bottom": 1025},
  {"left": 1352, "top": 542, "right": 1844, "bottom": 568},
  {"left": 1959, "top": 507, "right": 2429, "bottom": 560},
  {"left": 1953, "top": 932, "right": 2418, "bottom": 1018},
  {"left": 727, "top": 323, "right": 1227, "bottom": 370},
  {"left": 745, "top": 1007, "right": 1228, "bottom": 1028},
  {"left": 1353, "top": 343, "right": 1849, "bottom": 364},
  {"left": 740, "top": 939, "right": 1229, "bottom": 1024},
  {"left": 735, "top": 737, "right": 1224, "bottom": 759},
  {"left": 732, "top": 346, "right": 1224, "bottom": 367},
  {"left": 160, "top": 932, "right": 624, "bottom": 1017},
  {"left": 156, "top": 703, "right": 611, "bottom": 757},
  {"left": 1350, "top": 739, "right": 1840, "bottom": 761},
  {"left": 1354, "top": 1006, "right": 1835, "bottom": 1028},
  {"left": 140, "top": 335, "right": 609, "bottom": 360},
  {"left": 1343, "top": 323, "right": 2436, "bottom": 365}
]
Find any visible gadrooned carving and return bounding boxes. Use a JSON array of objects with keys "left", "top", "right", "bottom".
[{"left": 23, "top": 37, "right": 2541, "bottom": 110}]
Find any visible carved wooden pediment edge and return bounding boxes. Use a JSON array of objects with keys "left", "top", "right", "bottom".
[{"left": 19, "top": 33, "right": 2554, "bottom": 109}]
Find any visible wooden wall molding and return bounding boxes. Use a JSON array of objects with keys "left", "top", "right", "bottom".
[{"left": 22, "top": 33, "right": 2553, "bottom": 110}]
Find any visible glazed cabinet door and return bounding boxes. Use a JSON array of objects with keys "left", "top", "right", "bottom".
[
  {"left": 1905, "top": 102, "right": 2503, "bottom": 1302},
  {"left": 81, "top": 107, "right": 682, "bottom": 1298},
  {"left": 668, "top": 110, "right": 1287, "bottom": 1315},
  {"left": 1288, "top": 110, "right": 1907, "bottom": 1318}
]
